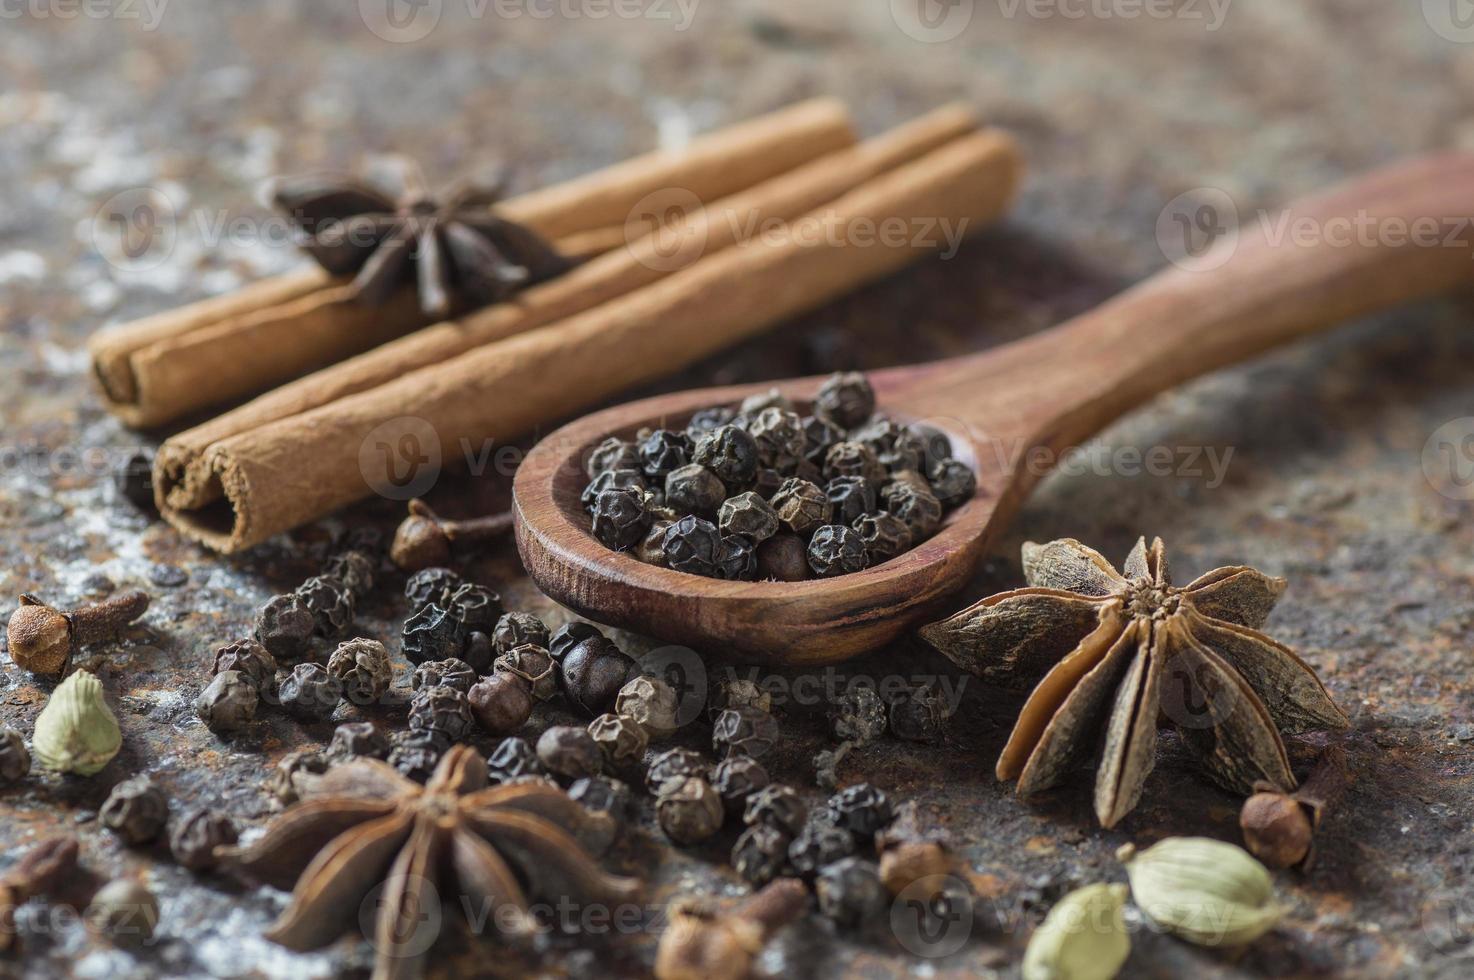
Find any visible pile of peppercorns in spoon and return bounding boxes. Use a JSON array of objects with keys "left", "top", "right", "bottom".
[{"left": 581, "top": 372, "right": 977, "bottom": 580}]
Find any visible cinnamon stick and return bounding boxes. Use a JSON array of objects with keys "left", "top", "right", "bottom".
[
  {"left": 89, "top": 99, "right": 856, "bottom": 428},
  {"left": 157, "top": 105, "right": 979, "bottom": 512},
  {"left": 159, "top": 130, "right": 1022, "bottom": 552}
]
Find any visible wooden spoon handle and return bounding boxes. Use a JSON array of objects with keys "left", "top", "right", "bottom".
[{"left": 905, "top": 153, "right": 1474, "bottom": 455}]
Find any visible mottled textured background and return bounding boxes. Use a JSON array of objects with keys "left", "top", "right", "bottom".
[{"left": 2, "top": 1, "right": 1473, "bottom": 977}]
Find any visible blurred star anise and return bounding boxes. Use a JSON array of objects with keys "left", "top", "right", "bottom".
[
  {"left": 229, "top": 745, "right": 638, "bottom": 980},
  {"left": 271, "top": 157, "right": 570, "bottom": 317},
  {"left": 921, "top": 537, "right": 1349, "bottom": 827}
]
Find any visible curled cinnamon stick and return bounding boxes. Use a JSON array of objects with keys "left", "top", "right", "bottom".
[
  {"left": 160, "top": 129, "right": 1022, "bottom": 552},
  {"left": 90, "top": 99, "right": 856, "bottom": 428},
  {"left": 156, "top": 104, "right": 978, "bottom": 513}
]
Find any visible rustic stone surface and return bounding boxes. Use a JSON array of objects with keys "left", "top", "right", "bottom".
[{"left": 2, "top": 2, "right": 1474, "bottom": 977}]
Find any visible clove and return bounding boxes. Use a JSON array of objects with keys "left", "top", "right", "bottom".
[
  {"left": 1240, "top": 744, "right": 1349, "bottom": 869},
  {"left": 6, "top": 590, "right": 150, "bottom": 676},
  {"left": 655, "top": 877, "right": 809, "bottom": 980},
  {"left": 0, "top": 835, "right": 80, "bottom": 952},
  {"left": 389, "top": 498, "right": 514, "bottom": 571}
]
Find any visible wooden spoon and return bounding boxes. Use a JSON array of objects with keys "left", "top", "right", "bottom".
[{"left": 514, "top": 154, "right": 1474, "bottom": 665}]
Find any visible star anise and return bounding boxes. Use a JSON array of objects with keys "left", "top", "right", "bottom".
[
  {"left": 228, "top": 745, "right": 638, "bottom": 979},
  {"left": 921, "top": 537, "right": 1349, "bottom": 827},
  {"left": 271, "top": 156, "right": 570, "bottom": 317}
]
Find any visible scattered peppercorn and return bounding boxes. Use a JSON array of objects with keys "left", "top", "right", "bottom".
[
  {"left": 743, "top": 784, "right": 807, "bottom": 836},
  {"left": 824, "top": 442, "right": 883, "bottom": 486},
  {"left": 800, "top": 414, "right": 845, "bottom": 466},
  {"left": 401, "top": 603, "right": 466, "bottom": 665},
  {"left": 656, "top": 776, "right": 724, "bottom": 844},
  {"left": 581, "top": 467, "right": 647, "bottom": 510},
  {"left": 295, "top": 575, "right": 355, "bottom": 637},
  {"left": 889, "top": 684, "right": 947, "bottom": 743},
  {"left": 170, "top": 809, "right": 238, "bottom": 871},
  {"left": 327, "top": 638, "right": 394, "bottom": 706},
  {"left": 634, "top": 520, "right": 671, "bottom": 566},
  {"left": 486, "top": 736, "right": 544, "bottom": 783},
  {"left": 815, "top": 857, "right": 888, "bottom": 928},
  {"left": 492, "top": 612, "right": 551, "bottom": 656},
  {"left": 661, "top": 515, "right": 723, "bottom": 575},
  {"left": 709, "top": 677, "right": 772, "bottom": 719},
  {"left": 559, "top": 636, "right": 637, "bottom": 717},
  {"left": 748, "top": 408, "right": 805, "bottom": 466},
  {"left": 210, "top": 638, "right": 277, "bottom": 694},
  {"left": 740, "top": 388, "right": 792, "bottom": 415},
  {"left": 252, "top": 593, "right": 315, "bottom": 663},
  {"left": 404, "top": 567, "right": 462, "bottom": 609},
  {"left": 99, "top": 776, "right": 168, "bottom": 845},
  {"left": 824, "top": 476, "right": 875, "bottom": 526},
  {"left": 715, "top": 535, "right": 758, "bottom": 581},
  {"left": 852, "top": 512, "right": 912, "bottom": 564},
  {"left": 0, "top": 727, "right": 31, "bottom": 785},
  {"left": 467, "top": 671, "right": 534, "bottom": 735},
  {"left": 549, "top": 621, "right": 603, "bottom": 660},
  {"left": 814, "top": 372, "right": 875, "bottom": 429},
  {"left": 321, "top": 550, "right": 376, "bottom": 599},
  {"left": 832, "top": 687, "right": 888, "bottom": 745},
  {"left": 687, "top": 406, "right": 736, "bottom": 436},
  {"left": 713, "top": 706, "right": 780, "bottom": 759},
  {"left": 827, "top": 783, "right": 894, "bottom": 838},
  {"left": 408, "top": 685, "right": 476, "bottom": 744},
  {"left": 591, "top": 487, "right": 652, "bottom": 550},
  {"left": 664, "top": 465, "right": 726, "bottom": 517},
  {"left": 410, "top": 657, "right": 477, "bottom": 694},
  {"left": 588, "top": 713, "right": 649, "bottom": 768},
  {"left": 461, "top": 631, "right": 495, "bottom": 673},
  {"left": 586, "top": 436, "right": 640, "bottom": 478},
  {"left": 788, "top": 818, "right": 857, "bottom": 879},
  {"left": 615, "top": 675, "right": 681, "bottom": 737},
  {"left": 195, "top": 670, "right": 258, "bottom": 733},
  {"left": 718, "top": 492, "right": 779, "bottom": 543},
  {"left": 928, "top": 459, "right": 977, "bottom": 508},
  {"left": 387, "top": 729, "right": 446, "bottom": 783},
  {"left": 569, "top": 775, "right": 633, "bottom": 823},
  {"left": 536, "top": 725, "right": 603, "bottom": 780},
  {"left": 884, "top": 481, "right": 943, "bottom": 540},
  {"left": 693, "top": 424, "right": 760, "bottom": 488},
  {"left": 646, "top": 747, "right": 710, "bottom": 796},
  {"left": 752, "top": 534, "right": 808, "bottom": 582},
  {"left": 711, "top": 755, "right": 770, "bottom": 809},
  {"left": 638, "top": 428, "right": 692, "bottom": 478},
  {"left": 808, "top": 525, "right": 869, "bottom": 577},
  {"left": 443, "top": 582, "right": 503, "bottom": 633},
  {"left": 86, "top": 878, "right": 159, "bottom": 947},
  {"left": 278, "top": 663, "right": 343, "bottom": 721},
  {"left": 496, "top": 644, "right": 558, "bottom": 700},
  {"left": 328, "top": 721, "right": 390, "bottom": 760},
  {"left": 771, "top": 478, "right": 830, "bottom": 536},
  {"left": 266, "top": 748, "right": 330, "bottom": 804}
]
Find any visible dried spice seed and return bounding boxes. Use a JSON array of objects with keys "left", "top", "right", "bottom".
[
  {"left": 86, "top": 878, "right": 160, "bottom": 947},
  {"left": 581, "top": 467, "right": 647, "bottom": 511},
  {"left": 411, "top": 657, "right": 477, "bottom": 694},
  {"left": 444, "top": 582, "right": 503, "bottom": 633},
  {"left": 638, "top": 429, "right": 693, "bottom": 479},
  {"left": 755, "top": 533, "right": 809, "bottom": 582},
  {"left": 852, "top": 512, "right": 912, "bottom": 564},
  {"left": 409, "top": 685, "right": 477, "bottom": 744},
  {"left": 800, "top": 414, "right": 846, "bottom": 465},
  {"left": 815, "top": 372, "right": 875, "bottom": 429},
  {"left": 295, "top": 575, "right": 355, "bottom": 638},
  {"left": 195, "top": 670, "right": 259, "bottom": 733},
  {"left": 659, "top": 515, "right": 722, "bottom": 577},
  {"left": 928, "top": 459, "right": 977, "bottom": 508},
  {"left": 884, "top": 482, "right": 943, "bottom": 541},
  {"left": 732, "top": 823, "right": 792, "bottom": 887},
  {"left": 327, "top": 638, "right": 394, "bottom": 706},
  {"left": 824, "top": 476, "right": 876, "bottom": 526},
  {"left": 718, "top": 492, "right": 779, "bottom": 543},
  {"left": 33, "top": 670, "right": 122, "bottom": 776},
  {"left": 748, "top": 407, "right": 805, "bottom": 465},
  {"left": 537, "top": 725, "right": 603, "bottom": 780},
  {"left": 560, "top": 637, "right": 638, "bottom": 717},
  {"left": 615, "top": 675, "right": 681, "bottom": 737},
  {"left": 495, "top": 644, "right": 558, "bottom": 701},
  {"left": 1119, "top": 837, "right": 1282, "bottom": 946},
  {"left": 920, "top": 536, "right": 1348, "bottom": 828},
  {"left": 1022, "top": 882, "right": 1130, "bottom": 980},
  {"left": 99, "top": 776, "right": 169, "bottom": 845},
  {"left": 278, "top": 663, "right": 343, "bottom": 721},
  {"left": 832, "top": 687, "right": 888, "bottom": 745},
  {"left": 808, "top": 525, "right": 869, "bottom": 578},
  {"left": 878, "top": 428, "right": 929, "bottom": 473},
  {"left": 402, "top": 603, "right": 467, "bottom": 665},
  {"left": 888, "top": 684, "right": 947, "bottom": 743},
  {"left": 328, "top": 721, "right": 390, "bottom": 760},
  {"left": 656, "top": 776, "right": 724, "bottom": 844},
  {"left": 709, "top": 678, "right": 773, "bottom": 719},
  {"left": 711, "top": 755, "right": 770, "bottom": 809},
  {"left": 387, "top": 729, "right": 447, "bottom": 783},
  {"left": 591, "top": 487, "right": 653, "bottom": 550},
  {"left": 570, "top": 776, "right": 633, "bottom": 822},
  {"left": 321, "top": 550, "right": 376, "bottom": 599},
  {"left": 815, "top": 857, "right": 888, "bottom": 928},
  {"left": 0, "top": 728, "right": 30, "bottom": 785},
  {"left": 6, "top": 590, "right": 151, "bottom": 676},
  {"left": 824, "top": 442, "right": 883, "bottom": 486},
  {"left": 1240, "top": 744, "right": 1348, "bottom": 870},
  {"left": 693, "top": 424, "right": 760, "bottom": 488},
  {"left": 646, "top": 747, "right": 710, "bottom": 796},
  {"left": 664, "top": 465, "right": 726, "bottom": 518},
  {"left": 686, "top": 406, "right": 736, "bottom": 437},
  {"left": 588, "top": 713, "right": 649, "bottom": 767},
  {"left": 267, "top": 749, "right": 331, "bottom": 805},
  {"left": 170, "top": 809, "right": 238, "bottom": 871},
  {"left": 550, "top": 621, "right": 604, "bottom": 660},
  {"left": 486, "top": 736, "right": 544, "bottom": 783},
  {"left": 211, "top": 638, "right": 277, "bottom": 694},
  {"left": 467, "top": 671, "right": 534, "bottom": 735},
  {"left": 586, "top": 436, "right": 641, "bottom": 478},
  {"left": 253, "top": 593, "right": 316, "bottom": 664},
  {"left": 788, "top": 819, "right": 857, "bottom": 879},
  {"left": 743, "top": 784, "right": 807, "bottom": 836},
  {"left": 404, "top": 567, "right": 462, "bottom": 609},
  {"left": 713, "top": 706, "right": 780, "bottom": 759},
  {"left": 827, "top": 784, "right": 893, "bottom": 838},
  {"left": 771, "top": 478, "right": 831, "bottom": 537},
  {"left": 716, "top": 535, "right": 759, "bottom": 581},
  {"left": 492, "top": 611, "right": 551, "bottom": 655}
]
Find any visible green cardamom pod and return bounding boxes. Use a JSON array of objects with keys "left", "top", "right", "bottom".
[
  {"left": 1022, "top": 882, "right": 1130, "bottom": 980},
  {"left": 33, "top": 670, "right": 122, "bottom": 776},
  {"left": 1119, "top": 837, "right": 1282, "bottom": 946}
]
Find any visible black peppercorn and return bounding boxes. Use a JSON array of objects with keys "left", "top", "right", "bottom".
[
  {"left": 467, "top": 671, "right": 534, "bottom": 735},
  {"left": 693, "top": 424, "right": 760, "bottom": 488},
  {"left": 645, "top": 747, "right": 710, "bottom": 796},
  {"left": 712, "top": 706, "right": 780, "bottom": 759},
  {"left": 569, "top": 775, "right": 633, "bottom": 822},
  {"left": 889, "top": 684, "right": 946, "bottom": 743},
  {"left": 591, "top": 487, "right": 652, "bottom": 550},
  {"left": 99, "top": 775, "right": 168, "bottom": 845},
  {"left": 716, "top": 535, "right": 758, "bottom": 581},
  {"left": 743, "top": 784, "right": 807, "bottom": 836},
  {"left": 740, "top": 388, "right": 793, "bottom": 415},
  {"left": 252, "top": 593, "right": 316, "bottom": 663},
  {"left": 906, "top": 423, "right": 954, "bottom": 471},
  {"left": 614, "top": 675, "right": 681, "bottom": 737},
  {"left": 170, "top": 808, "right": 238, "bottom": 871},
  {"left": 444, "top": 582, "right": 503, "bottom": 633},
  {"left": 409, "top": 685, "right": 477, "bottom": 744},
  {"left": 560, "top": 636, "right": 638, "bottom": 717},
  {"left": 634, "top": 520, "right": 671, "bottom": 566},
  {"left": 328, "top": 720, "right": 390, "bottom": 760},
  {"left": 708, "top": 677, "right": 772, "bottom": 719},
  {"left": 266, "top": 748, "right": 330, "bottom": 804},
  {"left": 799, "top": 414, "right": 846, "bottom": 466},
  {"left": 536, "top": 725, "right": 603, "bottom": 780},
  {"left": 586, "top": 436, "right": 640, "bottom": 478},
  {"left": 928, "top": 459, "right": 977, "bottom": 508},
  {"left": 278, "top": 662, "right": 343, "bottom": 721},
  {"left": 388, "top": 729, "right": 446, "bottom": 783},
  {"left": 824, "top": 476, "right": 876, "bottom": 526},
  {"left": 718, "top": 492, "right": 779, "bottom": 543},
  {"left": 883, "top": 481, "right": 943, "bottom": 541},
  {"left": 755, "top": 533, "right": 809, "bottom": 582},
  {"left": 461, "top": 631, "right": 495, "bottom": 673},
  {"left": 327, "top": 637, "right": 394, "bottom": 706},
  {"left": 321, "top": 549, "right": 376, "bottom": 599},
  {"left": 826, "top": 783, "right": 894, "bottom": 838},
  {"left": 211, "top": 638, "right": 277, "bottom": 694},
  {"left": 581, "top": 467, "right": 647, "bottom": 511},
  {"left": 0, "top": 727, "right": 30, "bottom": 784},
  {"left": 402, "top": 603, "right": 466, "bottom": 665},
  {"left": 491, "top": 612, "right": 550, "bottom": 656},
  {"left": 410, "top": 657, "right": 477, "bottom": 694},
  {"left": 747, "top": 407, "right": 805, "bottom": 466},
  {"left": 404, "top": 566, "right": 462, "bottom": 609},
  {"left": 686, "top": 406, "right": 736, "bottom": 437},
  {"left": 750, "top": 467, "right": 785, "bottom": 499},
  {"left": 710, "top": 755, "right": 770, "bottom": 809},
  {"left": 495, "top": 644, "right": 557, "bottom": 701},
  {"left": 486, "top": 736, "right": 544, "bottom": 783},
  {"left": 661, "top": 514, "right": 723, "bottom": 576},
  {"left": 295, "top": 575, "right": 355, "bottom": 638},
  {"left": 807, "top": 525, "right": 869, "bottom": 578},
  {"left": 815, "top": 857, "right": 888, "bottom": 928},
  {"left": 663, "top": 464, "right": 725, "bottom": 517},
  {"left": 788, "top": 819, "right": 857, "bottom": 879},
  {"left": 832, "top": 686, "right": 888, "bottom": 745},
  {"left": 851, "top": 512, "right": 913, "bottom": 564},
  {"left": 878, "top": 427, "right": 928, "bottom": 473},
  {"left": 732, "top": 823, "right": 792, "bottom": 886},
  {"left": 824, "top": 441, "right": 883, "bottom": 486},
  {"left": 588, "top": 713, "right": 649, "bottom": 767},
  {"left": 549, "top": 621, "right": 603, "bottom": 660},
  {"left": 638, "top": 428, "right": 692, "bottom": 479},
  {"left": 656, "top": 776, "right": 724, "bottom": 844},
  {"left": 771, "top": 478, "right": 831, "bottom": 536},
  {"left": 195, "top": 670, "right": 258, "bottom": 733},
  {"left": 815, "top": 372, "right": 875, "bottom": 430},
  {"left": 849, "top": 415, "right": 899, "bottom": 453}
]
